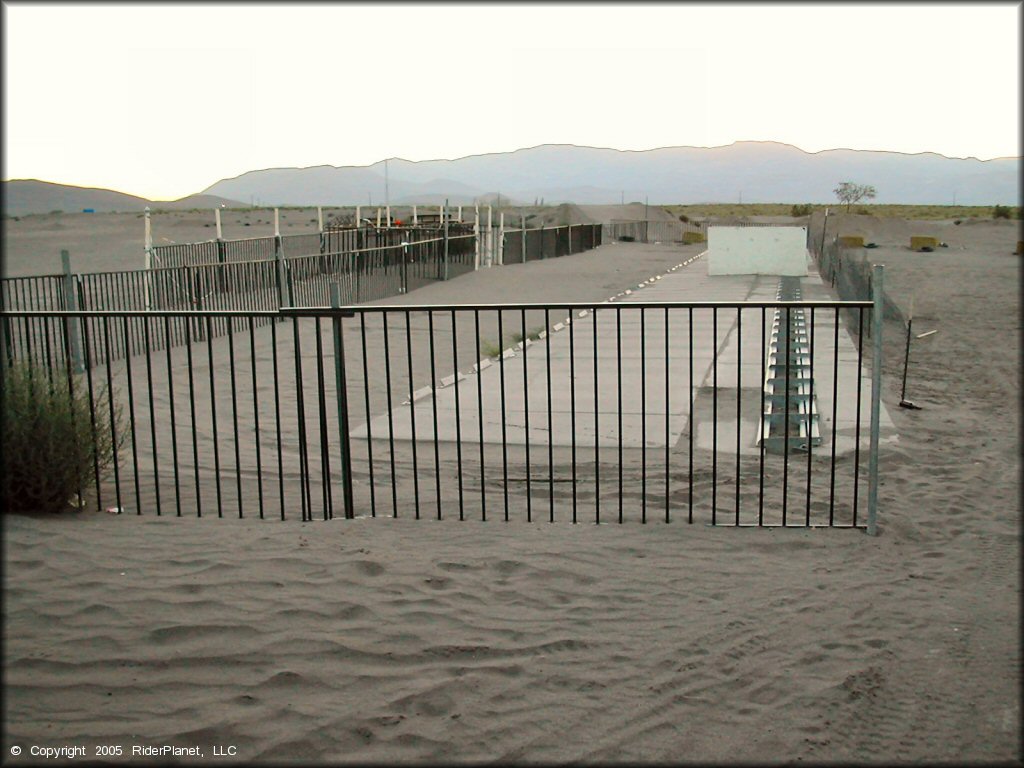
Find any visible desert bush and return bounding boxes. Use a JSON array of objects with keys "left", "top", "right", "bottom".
[
  {"left": 678, "top": 213, "right": 690, "bottom": 223},
  {"left": 791, "top": 204, "right": 813, "bottom": 217},
  {"left": 1, "top": 361, "right": 124, "bottom": 514},
  {"left": 992, "top": 205, "right": 1011, "bottom": 219},
  {"left": 481, "top": 339, "right": 503, "bottom": 359}
]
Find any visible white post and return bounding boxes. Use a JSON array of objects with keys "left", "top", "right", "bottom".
[
  {"left": 317, "top": 206, "right": 323, "bottom": 232},
  {"left": 355, "top": 204, "right": 361, "bottom": 227},
  {"left": 473, "top": 207, "right": 480, "bottom": 271},
  {"left": 457, "top": 205, "right": 463, "bottom": 223},
  {"left": 498, "top": 212, "right": 505, "bottom": 266},
  {"left": 274, "top": 208, "right": 280, "bottom": 236},
  {"left": 61, "top": 249, "right": 84, "bottom": 373},
  {"left": 144, "top": 206, "right": 153, "bottom": 311},
  {"left": 376, "top": 208, "right": 381, "bottom": 228},
  {"left": 486, "top": 205, "right": 493, "bottom": 267},
  {"left": 439, "top": 204, "right": 444, "bottom": 225},
  {"left": 386, "top": 205, "right": 391, "bottom": 227},
  {"left": 412, "top": 205, "right": 418, "bottom": 226},
  {"left": 214, "top": 208, "right": 222, "bottom": 240}
]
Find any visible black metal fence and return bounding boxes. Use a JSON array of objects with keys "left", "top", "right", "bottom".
[
  {"left": 810, "top": 236, "right": 907, "bottom": 325},
  {"left": 501, "top": 224, "right": 602, "bottom": 265},
  {"left": 1, "top": 298, "right": 882, "bottom": 529},
  {"left": 2, "top": 234, "right": 478, "bottom": 367},
  {"left": 604, "top": 220, "right": 708, "bottom": 244}
]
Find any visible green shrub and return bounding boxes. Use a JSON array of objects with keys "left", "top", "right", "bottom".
[
  {"left": 791, "top": 204, "right": 813, "bottom": 217},
  {"left": 992, "top": 204, "right": 1011, "bottom": 219},
  {"left": 1, "top": 361, "right": 124, "bottom": 514},
  {"left": 678, "top": 213, "right": 690, "bottom": 223},
  {"left": 481, "top": 339, "right": 503, "bottom": 358}
]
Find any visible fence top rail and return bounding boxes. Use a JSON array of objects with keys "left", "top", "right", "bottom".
[
  {"left": 0, "top": 299, "right": 875, "bottom": 319},
  {"left": 1, "top": 273, "right": 66, "bottom": 281}
]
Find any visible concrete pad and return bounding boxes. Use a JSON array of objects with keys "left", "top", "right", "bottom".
[{"left": 360, "top": 253, "right": 896, "bottom": 456}]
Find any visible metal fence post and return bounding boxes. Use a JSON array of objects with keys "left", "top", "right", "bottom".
[
  {"left": 473, "top": 207, "right": 480, "bottom": 271},
  {"left": 441, "top": 200, "right": 450, "bottom": 281},
  {"left": 401, "top": 241, "right": 410, "bottom": 294},
  {"left": 144, "top": 206, "right": 153, "bottom": 311},
  {"left": 867, "top": 263, "right": 884, "bottom": 536},
  {"left": 330, "top": 282, "right": 355, "bottom": 519},
  {"left": 275, "top": 230, "right": 290, "bottom": 308},
  {"left": 497, "top": 212, "right": 504, "bottom": 266},
  {"left": 215, "top": 208, "right": 227, "bottom": 293},
  {"left": 521, "top": 212, "right": 527, "bottom": 264},
  {"left": 61, "top": 250, "right": 84, "bottom": 373}
]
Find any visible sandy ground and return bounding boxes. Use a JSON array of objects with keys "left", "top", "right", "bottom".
[
  {"left": 1, "top": 204, "right": 661, "bottom": 279},
  {"left": 2, "top": 214, "right": 1021, "bottom": 764}
]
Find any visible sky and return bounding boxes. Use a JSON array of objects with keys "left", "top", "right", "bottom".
[{"left": 3, "top": 2, "right": 1021, "bottom": 201}]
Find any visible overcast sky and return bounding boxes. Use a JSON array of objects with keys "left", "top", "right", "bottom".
[{"left": 3, "top": 2, "right": 1020, "bottom": 200}]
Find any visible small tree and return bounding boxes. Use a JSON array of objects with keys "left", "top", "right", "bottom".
[{"left": 833, "top": 182, "right": 877, "bottom": 212}]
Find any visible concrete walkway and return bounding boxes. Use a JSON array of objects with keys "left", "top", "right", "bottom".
[{"left": 352, "top": 250, "right": 896, "bottom": 456}]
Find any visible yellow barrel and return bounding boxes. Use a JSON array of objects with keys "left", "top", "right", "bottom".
[{"left": 910, "top": 236, "right": 939, "bottom": 251}]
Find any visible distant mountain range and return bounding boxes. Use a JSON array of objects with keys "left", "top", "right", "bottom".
[
  {"left": 201, "top": 142, "right": 1019, "bottom": 207},
  {"left": 4, "top": 141, "right": 1020, "bottom": 215},
  {"left": 0, "top": 180, "right": 245, "bottom": 217}
]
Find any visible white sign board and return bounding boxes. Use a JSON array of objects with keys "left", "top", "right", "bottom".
[{"left": 707, "top": 226, "right": 809, "bottom": 276}]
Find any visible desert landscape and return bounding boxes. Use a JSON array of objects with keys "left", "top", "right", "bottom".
[{"left": 2, "top": 207, "right": 1021, "bottom": 763}]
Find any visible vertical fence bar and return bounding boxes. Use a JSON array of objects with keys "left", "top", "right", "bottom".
[
  {"left": 101, "top": 317, "right": 123, "bottom": 514},
  {"left": 545, "top": 308, "right": 554, "bottom": 522},
  {"left": 686, "top": 307, "right": 694, "bottom": 523},
  {"left": 867, "top": 265, "right": 884, "bottom": 536},
  {"left": 569, "top": 307, "right": 577, "bottom": 523},
  {"left": 405, "top": 311, "right": 420, "bottom": 519},
  {"left": 829, "top": 308, "right": 840, "bottom": 526},
  {"left": 205, "top": 316, "right": 224, "bottom": 517},
  {"left": 735, "top": 307, "right": 741, "bottom": 525},
  {"left": 711, "top": 307, "right": 717, "bottom": 524},
  {"left": 592, "top": 307, "right": 599, "bottom": 524},
  {"left": 270, "top": 320, "right": 286, "bottom": 520},
  {"left": 227, "top": 321, "right": 242, "bottom": 520},
  {"left": 852, "top": 308, "right": 865, "bottom": 525},
  {"left": 184, "top": 316, "right": 202, "bottom": 517},
  {"left": 360, "top": 312, "right": 376, "bottom": 518},
  {"left": 522, "top": 309, "right": 532, "bottom": 522},
  {"left": 782, "top": 306, "right": 791, "bottom": 525},
  {"left": 640, "top": 308, "right": 648, "bottom": 522},
  {"left": 142, "top": 320, "right": 161, "bottom": 515},
  {"left": 451, "top": 310, "right": 464, "bottom": 520},
  {"left": 248, "top": 317, "right": 265, "bottom": 519},
  {"left": 428, "top": 312, "right": 442, "bottom": 520},
  {"left": 758, "top": 307, "right": 766, "bottom": 526},
  {"left": 120, "top": 318, "right": 141, "bottom": 513},
  {"left": 498, "top": 310, "right": 509, "bottom": 521},
  {"left": 617, "top": 307, "right": 623, "bottom": 524},
  {"left": 383, "top": 311, "right": 398, "bottom": 517},
  {"left": 806, "top": 307, "right": 815, "bottom": 525},
  {"left": 314, "top": 319, "right": 333, "bottom": 521},
  {"left": 162, "top": 316, "right": 182, "bottom": 516},
  {"left": 474, "top": 310, "right": 487, "bottom": 521},
  {"left": 292, "top": 318, "right": 311, "bottom": 522},
  {"left": 330, "top": 285, "right": 355, "bottom": 520}
]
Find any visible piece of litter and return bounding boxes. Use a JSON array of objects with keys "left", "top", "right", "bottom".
[{"left": 106, "top": 507, "right": 123, "bottom": 515}]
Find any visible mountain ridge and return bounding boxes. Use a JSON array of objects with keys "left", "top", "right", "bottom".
[{"left": 4, "top": 141, "right": 1019, "bottom": 214}]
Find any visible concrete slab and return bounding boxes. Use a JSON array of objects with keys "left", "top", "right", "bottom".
[{"left": 352, "top": 250, "right": 897, "bottom": 456}]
